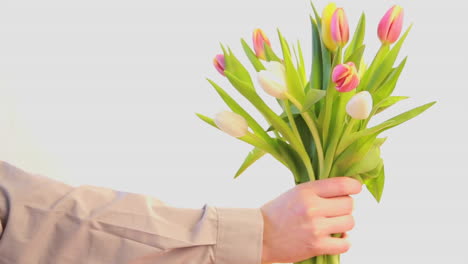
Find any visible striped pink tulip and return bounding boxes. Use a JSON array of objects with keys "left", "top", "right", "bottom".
[
  {"left": 378, "top": 5, "right": 404, "bottom": 44},
  {"left": 332, "top": 62, "right": 360, "bottom": 92},
  {"left": 331, "top": 8, "right": 349, "bottom": 47},
  {"left": 253, "top": 29, "right": 271, "bottom": 60},
  {"left": 213, "top": 54, "right": 226, "bottom": 76}
]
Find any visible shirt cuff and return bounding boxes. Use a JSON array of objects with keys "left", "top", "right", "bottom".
[{"left": 214, "top": 207, "right": 264, "bottom": 264}]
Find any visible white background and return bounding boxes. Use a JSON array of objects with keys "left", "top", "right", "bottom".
[{"left": 0, "top": 0, "right": 467, "bottom": 263}]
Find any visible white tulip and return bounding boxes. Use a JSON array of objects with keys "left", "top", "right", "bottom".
[
  {"left": 214, "top": 111, "right": 249, "bottom": 138},
  {"left": 346, "top": 91, "right": 373, "bottom": 120},
  {"left": 257, "top": 61, "right": 287, "bottom": 99}
]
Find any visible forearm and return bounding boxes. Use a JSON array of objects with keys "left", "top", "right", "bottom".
[{"left": 0, "top": 161, "right": 264, "bottom": 264}]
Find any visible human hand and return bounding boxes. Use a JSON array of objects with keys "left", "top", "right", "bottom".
[{"left": 260, "top": 177, "right": 362, "bottom": 264}]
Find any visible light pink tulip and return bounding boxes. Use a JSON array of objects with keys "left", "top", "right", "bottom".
[
  {"left": 378, "top": 5, "right": 404, "bottom": 44},
  {"left": 331, "top": 8, "right": 349, "bottom": 47}
]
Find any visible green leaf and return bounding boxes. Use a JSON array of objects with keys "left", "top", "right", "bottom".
[
  {"left": 344, "top": 144, "right": 382, "bottom": 177},
  {"left": 338, "top": 101, "right": 436, "bottom": 153},
  {"left": 224, "top": 70, "right": 296, "bottom": 143},
  {"left": 364, "top": 164, "right": 385, "bottom": 202},
  {"left": 373, "top": 57, "right": 407, "bottom": 103},
  {"left": 207, "top": 79, "right": 274, "bottom": 145},
  {"left": 344, "top": 13, "right": 366, "bottom": 61},
  {"left": 367, "top": 25, "right": 412, "bottom": 92},
  {"left": 276, "top": 139, "right": 309, "bottom": 184},
  {"left": 345, "top": 45, "right": 366, "bottom": 70},
  {"left": 361, "top": 159, "right": 384, "bottom": 180},
  {"left": 278, "top": 29, "right": 305, "bottom": 101},
  {"left": 310, "top": 18, "right": 323, "bottom": 91},
  {"left": 309, "top": 1, "right": 322, "bottom": 26},
  {"left": 321, "top": 39, "right": 332, "bottom": 91},
  {"left": 335, "top": 134, "right": 378, "bottom": 175},
  {"left": 241, "top": 38, "right": 265, "bottom": 72},
  {"left": 235, "top": 148, "right": 266, "bottom": 178},
  {"left": 264, "top": 43, "right": 282, "bottom": 62},
  {"left": 376, "top": 101, "right": 436, "bottom": 131},
  {"left": 196, "top": 113, "right": 217, "bottom": 128},
  {"left": 222, "top": 46, "right": 254, "bottom": 88},
  {"left": 303, "top": 89, "right": 326, "bottom": 112},
  {"left": 295, "top": 40, "right": 307, "bottom": 86},
  {"left": 358, "top": 45, "right": 390, "bottom": 91},
  {"left": 374, "top": 96, "right": 409, "bottom": 115}
]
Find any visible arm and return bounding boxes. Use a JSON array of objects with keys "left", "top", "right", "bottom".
[{"left": 0, "top": 161, "right": 263, "bottom": 264}]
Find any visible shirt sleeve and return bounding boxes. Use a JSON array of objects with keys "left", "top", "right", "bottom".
[{"left": 0, "top": 161, "right": 264, "bottom": 264}]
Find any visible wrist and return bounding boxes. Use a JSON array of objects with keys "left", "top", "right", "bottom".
[{"left": 260, "top": 207, "right": 273, "bottom": 264}]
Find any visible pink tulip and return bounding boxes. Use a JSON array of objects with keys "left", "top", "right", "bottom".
[
  {"left": 378, "top": 5, "right": 404, "bottom": 44},
  {"left": 332, "top": 62, "right": 360, "bottom": 92},
  {"left": 331, "top": 8, "right": 349, "bottom": 47},
  {"left": 213, "top": 54, "right": 226, "bottom": 76},
  {"left": 253, "top": 28, "right": 271, "bottom": 60}
]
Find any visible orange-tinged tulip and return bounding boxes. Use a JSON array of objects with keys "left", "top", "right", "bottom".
[
  {"left": 213, "top": 54, "right": 226, "bottom": 76},
  {"left": 378, "top": 5, "right": 404, "bottom": 44},
  {"left": 214, "top": 111, "right": 249, "bottom": 138},
  {"left": 331, "top": 8, "right": 349, "bottom": 48},
  {"left": 332, "top": 62, "right": 360, "bottom": 92},
  {"left": 253, "top": 29, "right": 271, "bottom": 60},
  {"left": 321, "top": 3, "right": 338, "bottom": 51}
]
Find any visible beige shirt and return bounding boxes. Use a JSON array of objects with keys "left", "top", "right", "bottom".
[{"left": 0, "top": 161, "right": 264, "bottom": 264}]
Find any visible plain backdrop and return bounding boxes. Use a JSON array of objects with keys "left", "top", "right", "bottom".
[{"left": 0, "top": 0, "right": 467, "bottom": 263}]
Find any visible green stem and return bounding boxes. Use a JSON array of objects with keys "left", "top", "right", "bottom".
[
  {"left": 359, "top": 43, "right": 389, "bottom": 92},
  {"left": 328, "top": 254, "right": 340, "bottom": 264},
  {"left": 320, "top": 93, "right": 346, "bottom": 180},
  {"left": 284, "top": 99, "right": 316, "bottom": 181},
  {"left": 285, "top": 99, "right": 302, "bottom": 145},
  {"left": 335, "top": 118, "right": 358, "bottom": 155},
  {"left": 321, "top": 47, "right": 342, "bottom": 147},
  {"left": 301, "top": 112, "right": 324, "bottom": 177},
  {"left": 339, "top": 118, "right": 357, "bottom": 147},
  {"left": 315, "top": 255, "right": 324, "bottom": 264}
]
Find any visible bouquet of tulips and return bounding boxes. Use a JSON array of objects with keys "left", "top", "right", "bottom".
[{"left": 198, "top": 2, "right": 435, "bottom": 264}]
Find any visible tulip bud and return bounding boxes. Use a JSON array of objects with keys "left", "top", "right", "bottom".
[
  {"left": 321, "top": 3, "right": 338, "bottom": 52},
  {"left": 346, "top": 91, "right": 373, "bottom": 120},
  {"left": 253, "top": 29, "right": 271, "bottom": 60},
  {"left": 257, "top": 61, "right": 287, "bottom": 99},
  {"left": 332, "top": 62, "right": 360, "bottom": 92},
  {"left": 331, "top": 8, "right": 349, "bottom": 48},
  {"left": 213, "top": 54, "right": 226, "bottom": 76},
  {"left": 378, "top": 5, "right": 404, "bottom": 45},
  {"left": 214, "top": 111, "right": 249, "bottom": 138}
]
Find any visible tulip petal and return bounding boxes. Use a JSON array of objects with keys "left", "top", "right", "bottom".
[
  {"left": 333, "top": 62, "right": 359, "bottom": 92},
  {"left": 332, "top": 64, "right": 350, "bottom": 83},
  {"left": 331, "top": 8, "right": 349, "bottom": 46},
  {"left": 214, "top": 111, "right": 249, "bottom": 138},
  {"left": 346, "top": 91, "right": 373, "bottom": 119},
  {"left": 386, "top": 8, "right": 404, "bottom": 43},
  {"left": 322, "top": 3, "right": 338, "bottom": 51},
  {"left": 213, "top": 54, "right": 226, "bottom": 76},
  {"left": 378, "top": 8, "right": 393, "bottom": 42},
  {"left": 253, "top": 29, "right": 271, "bottom": 60},
  {"left": 257, "top": 62, "right": 287, "bottom": 99},
  {"left": 378, "top": 5, "right": 404, "bottom": 44}
]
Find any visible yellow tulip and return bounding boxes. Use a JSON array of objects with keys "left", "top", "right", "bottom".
[{"left": 321, "top": 3, "right": 338, "bottom": 52}]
